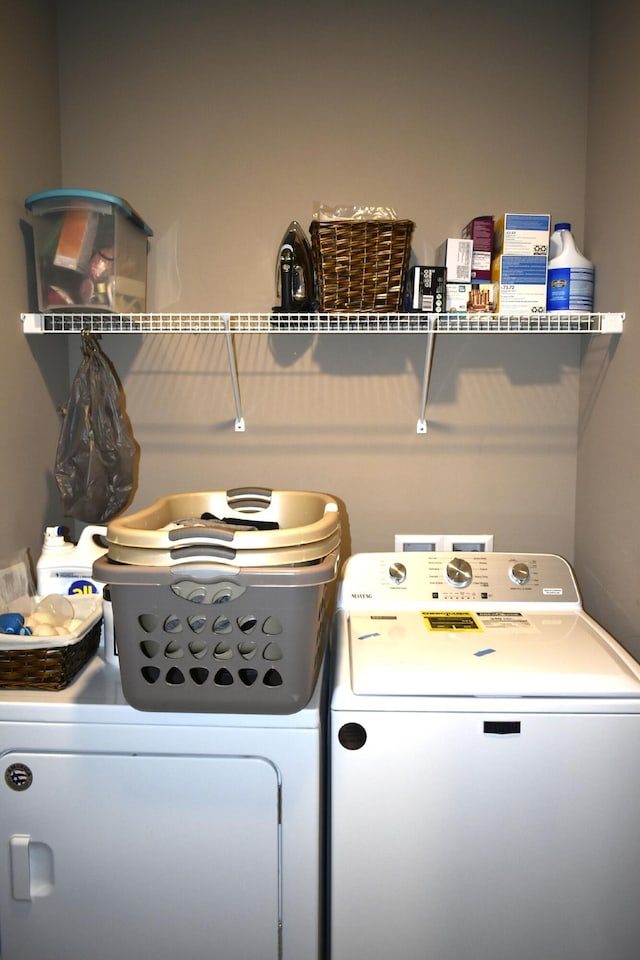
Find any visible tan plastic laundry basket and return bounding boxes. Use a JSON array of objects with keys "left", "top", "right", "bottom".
[
  {"left": 106, "top": 526, "right": 341, "bottom": 568},
  {"left": 106, "top": 487, "right": 340, "bottom": 552}
]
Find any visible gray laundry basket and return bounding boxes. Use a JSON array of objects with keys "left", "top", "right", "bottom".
[{"left": 93, "top": 551, "right": 338, "bottom": 714}]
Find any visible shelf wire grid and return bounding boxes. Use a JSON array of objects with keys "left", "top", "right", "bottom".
[{"left": 22, "top": 312, "right": 624, "bottom": 335}]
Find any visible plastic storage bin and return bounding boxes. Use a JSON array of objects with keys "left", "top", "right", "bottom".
[
  {"left": 25, "top": 189, "right": 153, "bottom": 313},
  {"left": 93, "top": 551, "right": 338, "bottom": 714}
]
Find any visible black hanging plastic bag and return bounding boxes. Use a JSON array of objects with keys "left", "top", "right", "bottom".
[{"left": 55, "top": 332, "right": 138, "bottom": 522}]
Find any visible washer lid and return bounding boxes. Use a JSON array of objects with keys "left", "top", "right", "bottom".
[{"left": 348, "top": 610, "right": 640, "bottom": 697}]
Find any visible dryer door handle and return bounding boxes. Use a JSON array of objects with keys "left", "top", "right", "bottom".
[
  {"left": 10, "top": 834, "right": 54, "bottom": 901},
  {"left": 10, "top": 834, "right": 31, "bottom": 901}
]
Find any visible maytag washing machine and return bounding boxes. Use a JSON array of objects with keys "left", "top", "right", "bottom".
[
  {"left": 0, "top": 651, "right": 326, "bottom": 960},
  {"left": 330, "top": 552, "right": 640, "bottom": 960}
]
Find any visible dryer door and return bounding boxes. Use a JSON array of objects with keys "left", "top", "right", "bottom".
[{"left": 0, "top": 751, "right": 280, "bottom": 960}]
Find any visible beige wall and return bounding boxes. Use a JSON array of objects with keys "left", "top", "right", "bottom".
[
  {"left": 0, "top": 0, "right": 67, "bottom": 567},
  {"left": 52, "top": 0, "right": 590, "bottom": 560},
  {"left": 0, "top": 0, "right": 637, "bottom": 695},
  {"left": 5, "top": 0, "right": 637, "bottom": 655},
  {"left": 574, "top": 0, "right": 640, "bottom": 656}
]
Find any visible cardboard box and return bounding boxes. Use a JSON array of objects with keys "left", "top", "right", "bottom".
[
  {"left": 446, "top": 282, "right": 498, "bottom": 313},
  {"left": 491, "top": 255, "right": 547, "bottom": 312},
  {"left": 53, "top": 209, "right": 99, "bottom": 272},
  {"left": 494, "top": 213, "right": 550, "bottom": 257},
  {"left": 436, "top": 238, "right": 473, "bottom": 283},
  {"left": 462, "top": 216, "right": 493, "bottom": 280},
  {"left": 445, "top": 283, "right": 471, "bottom": 312},
  {"left": 406, "top": 266, "right": 446, "bottom": 313},
  {"left": 467, "top": 282, "right": 498, "bottom": 313}
]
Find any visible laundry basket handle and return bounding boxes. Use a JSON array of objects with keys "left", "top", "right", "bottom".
[
  {"left": 225, "top": 487, "right": 273, "bottom": 511},
  {"left": 168, "top": 523, "right": 237, "bottom": 543}
]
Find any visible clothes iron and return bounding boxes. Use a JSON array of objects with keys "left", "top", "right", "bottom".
[{"left": 274, "top": 221, "right": 316, "bottom": 312}]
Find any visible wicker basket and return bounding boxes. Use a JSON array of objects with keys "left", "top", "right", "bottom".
[
  {"left": 0, "top": 620, "right": 101, "bottom": 690},
  {"left": 310, "top": 219, "right": 415, "bottom": 312}
]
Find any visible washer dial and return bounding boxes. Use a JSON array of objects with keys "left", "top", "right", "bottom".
[
  {"left": 388, "top": 561, "right": 407, "bottom": 585},
  {"left": 445, "top": 557, "right": 473, "bottom": 588},
  {"left": 510, "top": 562, "right": 530, "bottom": 585}
]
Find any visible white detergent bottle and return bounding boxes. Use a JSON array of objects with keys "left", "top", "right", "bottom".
[
  {"left": 546, "top": 225, "right": 594, "bottom": 312},
  {"left": 36, "top": 525, "right": 108, "bottom": 597}
]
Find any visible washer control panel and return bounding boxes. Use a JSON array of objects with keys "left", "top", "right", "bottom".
[{"left": 337, "top": 552, "right": 581, "bottom": 610}]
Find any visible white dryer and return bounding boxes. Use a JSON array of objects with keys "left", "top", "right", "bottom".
[
  {"left": 0, "top": 653, "right": 326, "bottom": 960},
  {"left": 330, "top": 552, "right": 640, "bottom": 960}
]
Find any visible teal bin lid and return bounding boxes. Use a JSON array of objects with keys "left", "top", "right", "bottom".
[{"left": 25, "top": 188, "right": 153, "bottom": 237}]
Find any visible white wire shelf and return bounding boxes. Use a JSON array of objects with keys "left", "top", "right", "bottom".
[
  {"left": 21, "top": 311, "right": 625, "bottom": 335},
  {"left": 21, "top": 311, "right": 624, "bottom": 435}
]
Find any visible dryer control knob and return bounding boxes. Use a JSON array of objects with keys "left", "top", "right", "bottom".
[
  {"left": 510, "top": 562, "right": 530, "bottom": 585},
  {"left": 445, "top": 557, "right": 473, "bottom": 587},
  {"left": 388, "top": 561, "right": 407, "bottom": 584}
]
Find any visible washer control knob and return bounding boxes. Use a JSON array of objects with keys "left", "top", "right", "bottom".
[
  {"left": 445, "top": 557, "right": 473, "bottom": 588},
  {"left": 510, "top": 562, "right": 530, "bottom": 585},
  {"left": 388, "top": 561, "right": 407, "bottom": 584}
]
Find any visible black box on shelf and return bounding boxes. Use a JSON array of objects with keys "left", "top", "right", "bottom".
[{"left": 405, "top": 266, "right": 447, "bottom": 313}]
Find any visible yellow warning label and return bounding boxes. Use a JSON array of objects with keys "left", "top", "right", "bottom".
[{"left": 421, "top": 611, "right": 482, "bottom": 631}]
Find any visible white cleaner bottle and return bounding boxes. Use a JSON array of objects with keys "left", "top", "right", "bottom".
[
  {"left": 548, "top": 221, "right": 572, "bottom": 260},
  {"left": 546, "top": 225, "right": 594, "bottom": 312},
  {"left": 36, "top": 525, "right": 108, "bottom": 597}
]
